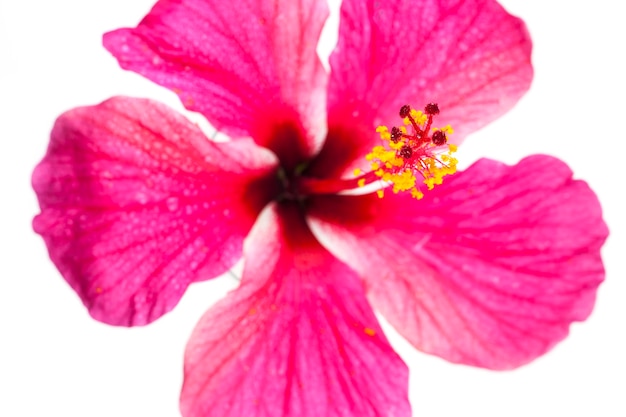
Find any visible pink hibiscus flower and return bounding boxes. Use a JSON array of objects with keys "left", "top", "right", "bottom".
[{"left": 32, "top": 0, "right": 608, "bottom": 416}]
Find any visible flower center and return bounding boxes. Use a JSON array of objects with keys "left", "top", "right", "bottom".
[{"left": 293, "top": 103, "right": 458, "bottom": 200}]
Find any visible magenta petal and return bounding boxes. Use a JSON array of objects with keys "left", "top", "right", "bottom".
[
  {"left": 33, "top": 97, "right": 277, "bottom": 326},
  {"left": 104, "top": 0, "right": 329, "bottom": 165},
  {"left": 308, "top": 155, "right": 608, "bottom": 369},
  {"left": 181, "top": 203, "right": 410, "bottom": 417},
  {"left": 313, "top": 0, "right": 533, "bottom": 177}
]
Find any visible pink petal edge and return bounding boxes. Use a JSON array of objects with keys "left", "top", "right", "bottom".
[
  {"left": 308, "top": 155, "right": 607, "bottom": 369},
  {"left": 33, "top": 96, "right": 277, "bottom": 326},
  {"left": 103, "top": 0, "right": 329, "bottom": 168},
  {"left": 181, "top": 203, "right": 411, "bottom": 417},
  {"left": 311, "top": 0, "right": 533, "bottom": 177}
]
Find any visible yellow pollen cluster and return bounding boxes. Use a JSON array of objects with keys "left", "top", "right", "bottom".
[
  {"left": 366, "top": 117, "right": 458, "bottom": 199},
  {"left": 403, "top": 109, "right": 427, "bottom": 126}
]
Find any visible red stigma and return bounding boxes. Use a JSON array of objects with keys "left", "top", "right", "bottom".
[
  {"left": 399, "top": 145, "right": 413, "bottom": 159},
  {"left": 432, "top": 130, "right": 447, "bottom": 145},
  {"left": 390, "top": 126, "right": 402, "bottom": 142},
  {"left": 424, "top": 103, "right": 440, "bottom": 115},
  {"left": 399, "top": 105, "right": 411, "bottom": 118}
]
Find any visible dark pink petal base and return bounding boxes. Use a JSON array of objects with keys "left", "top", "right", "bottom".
[
  {"left": 182, "top": 203, "right": 411, "bottom": 417},
  {"left": 33, "top": 97, "right": 277, "bottom": 326},
  {"left": 308, "top": 155, "right": 608, "bottom": 369}
]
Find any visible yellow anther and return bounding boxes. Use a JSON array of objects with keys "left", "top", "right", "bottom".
[
  {"left": 390, "top": 170, "right": 416, "bottom": 193},
  {"left": 364, "top": 327, "right": 376, "bottom": 336},
  {"left": 412, "top": 109, "right": 427, "bottom": 124},
  {"left": 353, "top": 168, "right": 362, "bottom": 176},
  {"left": 357, "top": 178, "right": 366, "bottom": 187},
  {"left": 376, "top": 189, "right": 385, "bottom": 198},
  {"left": 391, "top": 157, "right": 404, "bottom": 167},
  {"left": 442, "top": 125, "right": 454, "bottom": 134},
  {"left": 376, "top": 125, "right": 391, "bottom": 140},
  {"left": 411, "top": 188, "right": 424, "bottom": 199},
  {"left": 403, "top": 109, "right": 427, "bottom": 126}
]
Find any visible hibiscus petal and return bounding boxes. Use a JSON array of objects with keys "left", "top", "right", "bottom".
[
  {"left": 33, "top": 96, "right": 278, "bottom": 326},
  {"left": 308, "top": 155, "right": 607, "bottom": 369},
  {"left": 104, "top": 0, "right": 329, "bottom": 168},
  {"left": 181, "top": 203, "right": 410, "bottom": 417},
  {"left": 311, "top": 0, "right": 533, "bottom": 177}
]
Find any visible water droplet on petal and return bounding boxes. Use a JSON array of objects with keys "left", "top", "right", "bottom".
[
  {"left": 166, "top": 197, "right": 179, "bottom": 211},
  {"left": 136, "top": 193, "right": 148, "bottom": 205}
]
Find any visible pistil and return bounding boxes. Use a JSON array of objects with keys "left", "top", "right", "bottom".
[
  {"left": 294, "top": 103, "right": 458, "bottom": 199},
  {"left": 295, "top": 170, "right": 380, "bottom": 195}
]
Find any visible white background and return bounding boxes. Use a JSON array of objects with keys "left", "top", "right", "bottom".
[{"left": 1, "top": 0, "right": 625, "bottom": 416}]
